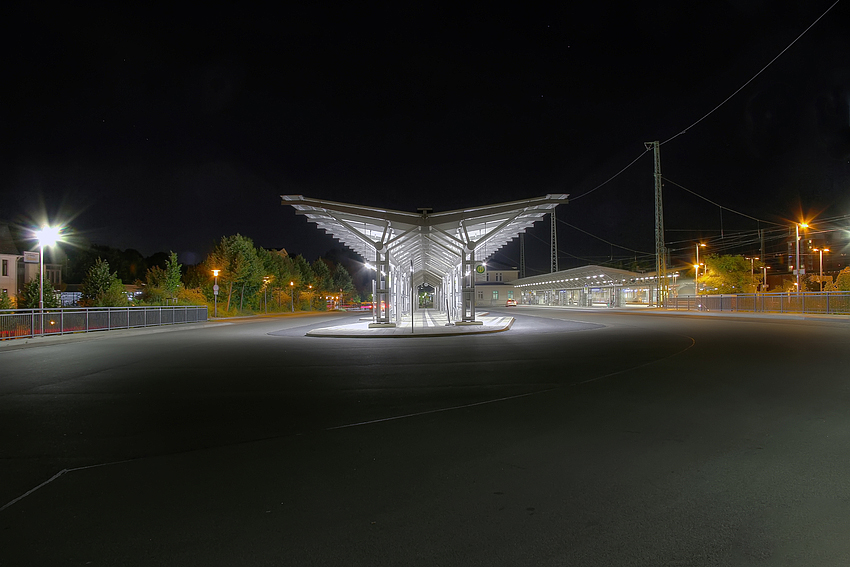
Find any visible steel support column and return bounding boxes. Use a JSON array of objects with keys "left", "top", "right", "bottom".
[{"left": 461, "top": 247, "right": 476, "bottom": 322}]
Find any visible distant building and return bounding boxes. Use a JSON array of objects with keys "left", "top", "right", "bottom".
[
  {"left": 474, "top": 265, "right": 519, "bottom": 307},
  {"left": 0, "top": 222, "right": 63, "bottom": 302}
]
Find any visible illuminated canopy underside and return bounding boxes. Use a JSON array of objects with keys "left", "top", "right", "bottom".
[{"left": 282, "top": 194, "right": 568, "bottom": 286}]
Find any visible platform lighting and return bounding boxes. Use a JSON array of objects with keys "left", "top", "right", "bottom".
[{"left": 35, "top": 226, "right": 62, "bottom": 336}]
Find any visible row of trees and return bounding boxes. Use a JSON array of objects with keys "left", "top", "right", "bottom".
[
  {"left": 2, "top": 235, "right": 358, "bottom": 315},
  {"left": 698, "top": 254, "right": 850, "bottom": 294},
  {"left": 201, "top": 234, "right": 356, "bottom": 314}
]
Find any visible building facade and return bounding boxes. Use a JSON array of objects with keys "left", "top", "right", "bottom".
[{"left": 0, "top": 223, "right": 62, "bottom": 305}]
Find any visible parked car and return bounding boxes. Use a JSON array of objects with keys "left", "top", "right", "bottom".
[{"left": 505, "top": 299, "right": 517, "bottom": 306}]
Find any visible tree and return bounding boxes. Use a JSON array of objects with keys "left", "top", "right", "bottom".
[
  {"left": 291, "top": 255, "right": 314, "bottom": 309},
  {"left": 826, "top": 267, "right": 850, "bottom": 291},
  {"left": 0, "top": 290, "right": 14, "bottom": 309},
  {"left": 205, "top": 234, "right": 263, "bottom": 312},
  {"left": 163, "top": 251, "right": 182, "bottom": 303},
  {"left": 332, "top": 263, "right": 356, "bottom": 303},
  {"left": 701, "top": 255, "right": 760, "bottom": 294},
  {"left": 258, "top": 248, "right": 297, "bottom": 311},
  {"left": 182, "top": 264, "right": 210, "bottom": 290},
  {"left": 81, "top": 258, "right": 128, "bottom": 307},
  {"left": 19, "top": 276, "right": 61, "bottom": 309}
]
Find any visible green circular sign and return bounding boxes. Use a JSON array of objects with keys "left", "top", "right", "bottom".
[{"left": 476, "top": 265, "right": 486, "bottom": 274}]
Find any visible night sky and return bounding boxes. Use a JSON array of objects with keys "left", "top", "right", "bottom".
[{"left": 4, "top": 2, "right": 849, "bottom": 272}]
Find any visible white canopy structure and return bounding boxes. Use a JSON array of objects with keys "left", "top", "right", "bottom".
[{"left": 282, "top": 194, "right": 568, "bottom": 325}]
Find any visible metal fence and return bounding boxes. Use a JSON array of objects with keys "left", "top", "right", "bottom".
[
  {"left": 0, "top": 306, "right": 209, "bottom": 340},
  {"left": 668, "top": 292, "right": 850, "bottom": 315}
]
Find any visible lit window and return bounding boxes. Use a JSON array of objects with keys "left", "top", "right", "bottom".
[{"left": 492, "top": 290, "right": 499, "bottom": 300}]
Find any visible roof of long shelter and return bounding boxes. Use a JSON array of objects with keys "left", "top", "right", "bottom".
[{"left": 513, "top": 265, "right": 648, "bottom": 289}]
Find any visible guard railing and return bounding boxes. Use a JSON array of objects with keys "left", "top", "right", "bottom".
[
  {"left": 668, "top": 292, "right": 850, "bottom": 315},
  {"left": 0, "top": 306, "right": 209, "bottom": 340}
]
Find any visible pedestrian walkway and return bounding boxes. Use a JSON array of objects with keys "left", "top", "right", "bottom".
[{"left": 306, "top": 310, "right": 514, "bottom": 337}]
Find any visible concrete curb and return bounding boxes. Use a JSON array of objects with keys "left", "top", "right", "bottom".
[{"left": 305, "top": 317, "right": 515, "bottom": 338}]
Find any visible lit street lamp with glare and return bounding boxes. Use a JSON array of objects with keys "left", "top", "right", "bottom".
[
  {"left": 35, "top": 226, "right": 62, "bottom": 335},
  {"left": 35, "top": 226, "right": 62, "bottom": 336},
  {"left": 212, "top": 269, "right": 220, "bottom": 317},
  {"left": 796, "top": 222, "right": 808, "bottom": 293},
  {"left": 694, "top": 243, "right": 706, "bottom": 295},
  {"left": 813, "top": 248, "right": 829, "bottom": 291}
]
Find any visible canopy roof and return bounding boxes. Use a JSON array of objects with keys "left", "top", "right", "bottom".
[
  {"left": 513, "top": 265, "right": 670, "bottom": 289},
  {"left": 282, "top": 195, "right": 568, "bottom": 285}
]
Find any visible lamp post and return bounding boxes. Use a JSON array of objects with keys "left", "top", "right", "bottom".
[
  {"left": 262, "top": 276, "right": 270, "bottom": 313},
  {"left": 746, "top": 257, "right": 759, "bottom": 289},
  {"left": 796, "top": 222, "right": 808, "bottom": 293},
  {"left": 762, "top": 266, "right": 770, "bottom": 292},
  {"left": 813, "top": 248, "right": 829, "bottom": 291},
  {"left": 694, "top": 243, "right": 706, "bottom": 296},
  {"left": 693, "top": 264, "right": 701, "bottom": 296},
  {"left": 35, "top": 226, "right": 61, "bottom": 336},
  {"left": 289, "top": 281, "right": 295, "bottom": 312},
  {"left": 212, "top": 269, "right": 220, "bottom": 317}
]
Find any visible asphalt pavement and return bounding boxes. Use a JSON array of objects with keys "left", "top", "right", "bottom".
[{"left": 2, "top": 308, "right": 849, "bottom": 566}]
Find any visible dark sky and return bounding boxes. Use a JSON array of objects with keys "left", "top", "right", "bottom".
[{"left": 4, "top": 2, "right": 849, "bottom": 271}]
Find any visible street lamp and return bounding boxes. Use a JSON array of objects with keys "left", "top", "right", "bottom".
[
  {"left": 289, "top": 281, "right": 295, "bottom": 312},
  {"left": 35, "top": 226, "right": 61, "bottom": 336},
  {"left": 212, "top": 269, "right": 220, "bottom": 317},
  {"left": 796, "top": 222, "right": 808, "bottom": 293},
  {"left": 694, "top": 243, "right": 706, "bottom": 296},
  {"left": 262, "top": 276, "right": 270, "bottom": 313},
  {"left": 746, "top": 257, "right": 759, "bottom": 289},
  {"left": 693, "top": 264, "right": 701, "bottom": 295},
  {"left": 812, "top": 248, "right": 829, "bottom": 291}
]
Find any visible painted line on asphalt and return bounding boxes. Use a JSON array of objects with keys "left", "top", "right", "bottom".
[
  {"left": 1, "top": 459, "right": 133, "bottom": 512},
  {"left": 324, "top": 388, "right": 556, "bottom": 431}
]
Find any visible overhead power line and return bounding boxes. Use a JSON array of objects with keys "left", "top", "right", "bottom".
[
  {"left": 567, "top": 0, "right": 840, "bottom": 203},
  {"left": 556, "top": 217, "right": 654, "bottom": 255},
  {"left": 661, "top": 176, "right": 785, "bottom": 226},
  {"left": 661, "top": 0, "right": 841, "bottom": 146}
]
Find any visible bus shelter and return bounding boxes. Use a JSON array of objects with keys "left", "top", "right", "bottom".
[{"left": 282, "top": 194, "right": 568, "bottom": 325}]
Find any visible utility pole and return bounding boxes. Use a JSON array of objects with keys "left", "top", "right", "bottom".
[
  {"left": 550, "top": 209, "right": 558, "bottom": 273},
  {"left": 645, "top": 141, "right": 667, "bottom": 307}
]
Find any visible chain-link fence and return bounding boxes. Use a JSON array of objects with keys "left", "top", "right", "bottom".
[{"left": 0, "top": 306, "right": 209, "bottom": 340}]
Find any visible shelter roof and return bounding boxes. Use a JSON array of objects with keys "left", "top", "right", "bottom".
[
  {"left": 513, "top": 265, "right": 646, "bottom": 289},
  {"left": 282, "top": 195, "right": 568, "bottom": 286}
]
